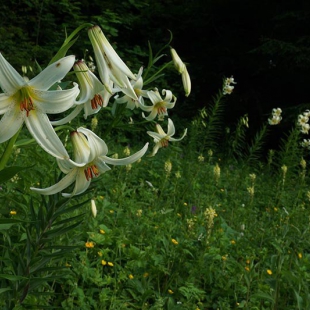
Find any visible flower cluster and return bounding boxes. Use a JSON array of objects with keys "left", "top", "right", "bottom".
[
  {"left": 222, "top": 76, "right": 237, "bottom": 95},
  {"left": 0, "top": 24, "right": 191, "bottom": 196},
  {"left": 297, "top": 110, "right": 310, "bottom": 134},
  {"left": 268, "top": 108, "right": 282, "bottom": 125}
]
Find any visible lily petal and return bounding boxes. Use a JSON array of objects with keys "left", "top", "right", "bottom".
[
  {"left": 0, "top": 53, "right": 26, "bottom": 95},
  {"left": 143, "top": 110, "right": 158, "bottom": 121},
  {"left": 25, "top": 110, "right": 69, "bottom": 159},
  {"left": 166, "top": 118, "right": 175, "bottom": 136},
  {"left": 62, "top": 169, "right": 91, "bottom": 197},
  {"left": 170, "top": 128, "right": 188, "bottom": 142},
  {"left": 51, "top": 105, "right": 84, "bottom": 126},
  {"left": 101, "top": 143, "right": 148, "bottom": 165},
  {"left": 30, "top": 169, "right": 77, "bottom": 195},
  {"left": 29, "top": 56, "right": 76, "bottom": 91},
  {"left": 35, "top": 82, "right": 79, "bottom": 114},
  {"left": 0, "top": 105, "right": 24, "bottom": 143},
  {"left": 0, "top": 93, "right": 13, "bottom": 114},
  {"left": 77, "top": 127, "right": 108, "bottom": 162}
]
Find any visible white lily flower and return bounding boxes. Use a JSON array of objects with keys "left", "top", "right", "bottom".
[
  {"left": 51, "top": 60, "right": 113, "bottom": 125},
  {"left": 170, "top": 48, "right": 191, "bottom": 97},
  {"left": 88, "top": 25, "right": 138, "bottom": 101},
  {"left": 140, "top": 88, "right": 176, "bottom": 121},
  {"left": 0, "top": 53, "right": 79, "bottom": 159},
  {"left": 114, "top": 67, "right": 148, "bottom": 110},
  {"left": 147, "top": 118, "right": 187, "bottom": 156},
  {"left": 31, "top": 127, "right": 148, "bottom": 196}
]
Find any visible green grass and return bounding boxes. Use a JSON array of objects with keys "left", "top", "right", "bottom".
[{"left": 1, "top": 106, "right": 310, "bottom": 310}]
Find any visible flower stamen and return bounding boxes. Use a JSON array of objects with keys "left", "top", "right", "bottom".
[
  {"left": 91, "top": 94, "right": 104, "bottom": 109},
  {"left": 84, "top": 164, "right": 100, "bottom": 181}
]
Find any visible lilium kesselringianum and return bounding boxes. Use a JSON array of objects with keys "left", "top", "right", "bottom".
[
  {"left": 30, "top": 127, "right": 149, "bottom": 197},
  {"left": 139, "top": 88, "right": 176, "bottom": 121},
  {"left": 0, "top": 53, "right": 79, "bottom": 159},
  {"left": 88, "top": 25, "right": 138, "bottom": 101},
  {"left": 147, "top": 118, "right": 187, "bottom": 156},
  {"left": 51, "top": 60, "right": 113, "bottom": 125}
]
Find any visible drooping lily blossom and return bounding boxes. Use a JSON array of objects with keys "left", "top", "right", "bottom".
[
  {"left": 31, "top": 127, "right": 148, "bottom": 196},
  {"left": 51, "top": 60, "right": 113, "bottom": 125},
  {"left": 114, "top": 67, "right": 148, "bottom": 110},
  {"left": 88, "top": 25, "right": 138, "bottom": 101},
  {"left": 140, "top": 88, "right": 176, "bottom": 121},
  {"left": 0, "top": 53, "right": 79, "bottom": 159},
  {"left": 147, "top": 118, "right": 187, "bottom": 156}
]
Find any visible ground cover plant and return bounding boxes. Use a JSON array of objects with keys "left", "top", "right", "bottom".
[{"left": 1, "top": 22, "right": 310, "bottom": 310}]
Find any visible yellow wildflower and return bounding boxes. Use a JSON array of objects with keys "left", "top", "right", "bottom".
[
  {"left": 245, "top": 266, "right": 250, "bottom": 272},
  {"left": 168, "top": 289, "right": 174, "bottom": 294},
  {"left": 10, "top": 210, "right": 17, "bottom": 215},
  {"left": 231, "top": 240, "right": 236, "bottom": 245},
  {"left": 267, "top": 269, "right": 272, "bottom": 275},
  {"left": 98, "top": 252, "right": 103, "bottom": 257},
  {"left": 101, "top": 260, "right": 107, "bottom": 266},
  {"left": 298, "top": 253, "right": 302, "bottom": 259},
  {"left": 108, "top": 262, "right": 114, "bottom": 267},
  {"left": 171, "top": 238, "right": 179, "bottom": 245},
  {"left": 85, "top": 241, "right": 95, "bottom": 248},
  {"left": 100, "top": 229, "right": 105, "bottom": 234},
  {"left": 109, "top": 210, "right": 114, "bottom": 214},
  {"left": 128, "top": 274, "right": 134, "bottom": 279}
]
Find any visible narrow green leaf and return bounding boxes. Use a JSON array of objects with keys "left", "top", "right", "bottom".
[
  {"left": 0, "top": 274, "right": 27, "bottom": 281},
  {"left": 0, "top": 288, "right": 11, "bottom": 294}
]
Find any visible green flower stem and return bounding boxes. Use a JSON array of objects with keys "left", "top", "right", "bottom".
[{"left": 0, "top": 129, "right": 21, "bottom": 171}]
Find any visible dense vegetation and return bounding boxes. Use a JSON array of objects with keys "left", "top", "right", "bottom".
[{"left": 1, "top": 1, "right": 310, "bottom": 309}]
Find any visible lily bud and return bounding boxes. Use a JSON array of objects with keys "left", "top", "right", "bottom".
[{"left": 91, "top": 199, "right": 97, "bottom": 218}]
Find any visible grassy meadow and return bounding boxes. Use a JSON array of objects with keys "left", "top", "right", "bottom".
[{"left": 1, "top": 88, "right": 310, "bottom": 310}]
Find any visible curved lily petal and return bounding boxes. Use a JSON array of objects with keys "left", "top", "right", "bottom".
[
  {"left": 30, "top": 169, "right": 78, "bottom": 195},
  {"left": 0, "top": 53, "right": 26, "bottom": 95},
  {"left": 0, "top": 105, "right": 24, "bottom": 143},
  {"left": 95, "top": 157, "right": 111, "bottom": 173},
  {"left": 149, "top": 143, "right": 161, "bottom": 157},
  {"left": 74, "top": 61, "right": 105, "bottom": 105},
  {"left": 35, "top": 82, "right": 79, "bottom": 114},
  {"left": 147, "top": 90, "right": 162, "bottom": 105},
  {"left": 101, "top": 143, "right": 148, "bottom": 165},
  {"left": 139, "top": 104, "right": 153, "bottom": 112},
  {"left": 70, "top": 131, "right": 91, "bottom": 164},
  {"left": 57, "top": 158, "right": 77, "bottom": 174},
  {"left": 25, "top": 110, "right": 69, "bottom": 159},
  {"left": 147, "top": 131, "right": 162, "bottom": 141},
  {"left": 62, "top": 169, "right": 91, "bottom": 197},
  {"left": 166, "top": 118, "right": 176, "bottom": 136},
  {"left": 162, "top": 89, "right": 173, "bottom": 101},
  {"left": 143, "top": 110, "right": 159, "bottom": 121},
  {"left": 51, "top": 105, "right": 83, "bottom": 126},
  {"left": 0, "top": 93, "right": 14, "bottom": 114},
  {"left": 29, "top": 56, "right": 76, "bottom": 91},
  {"left": 77, "top": 127, "right": 108, "bottom": 162},
  {"left": 170, "top": 128, "right": 188, "bottom": 142}
]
